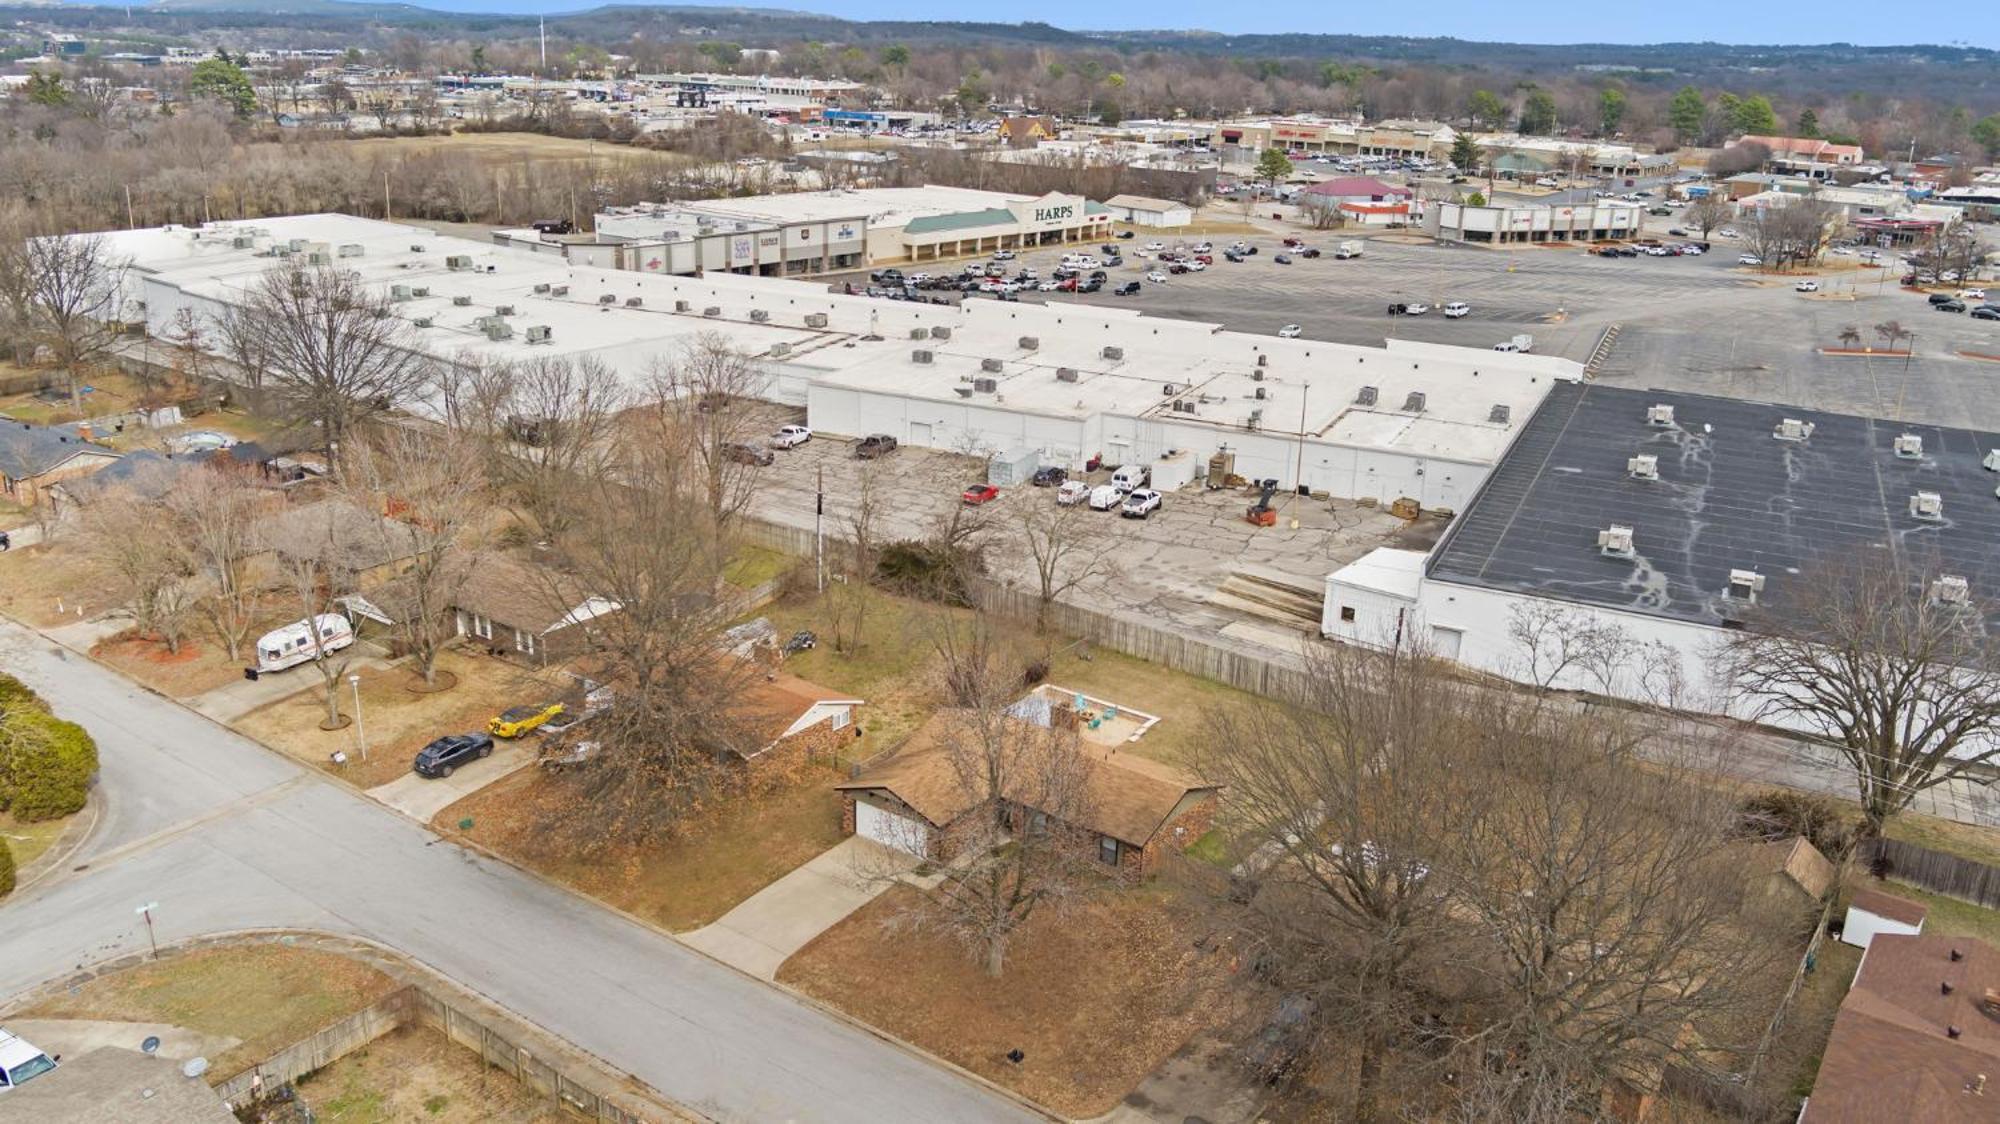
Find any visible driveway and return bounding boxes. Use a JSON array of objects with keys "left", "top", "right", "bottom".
[
  {"left": 366, "top": 737, "right": 534, "bottom": 823},
  {"left": 682, "top": 836, "right": 917, "bottom": 980},
  {"left": 185, "top": 653, "right": 395, "bottom": 724},
  {"left": 4, "top": 1018, "right": 239, "bottom": 1064},
  {"left": 0, "top": 619, "right": 1041, "bottom": 1124}
]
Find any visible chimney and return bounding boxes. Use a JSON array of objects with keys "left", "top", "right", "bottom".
[
  {"left": 1953, "top": 949, "right": 1965, "bottom": 962},
  {"left": 77, "top": 422, "right": 93, "bottom": 441},
  {"left": 1948, "top": 1026, "right": 1962, "bottom": 1039},
  {"left": 1944, "top": 981, "right": 1956, "bottom": 995},
  {"left": 1974, "top": 1074, "right": 1988, "bottom": 1096}
]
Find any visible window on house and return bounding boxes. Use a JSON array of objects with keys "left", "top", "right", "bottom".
[
  {"left": 831, "top": 708, "right": 850, "bottom": 730},
  {"left": 1339, "top": 606, "right": 1357, "bottom": 623},
  {"left": 516, "top": 630, "right": 535, "bottom": 655},
  {"left": 1098, "top": 836, "right": 1120, "bottom": 865},
  {"left": 472, "top": 615, "right": 492, "bottom": 640}
]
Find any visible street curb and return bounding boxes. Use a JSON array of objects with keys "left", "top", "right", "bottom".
[
  {"left": 0, "top": 607, "right": 1069, "bottom": 1123},
  {"left": 8, "top": 789, "right": 100, "bottom": 899}
]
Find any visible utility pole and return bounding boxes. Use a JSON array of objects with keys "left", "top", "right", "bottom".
[
  {"left": 1293, "top": 381, "right": 1311, "bottom": 499},
  {"left": 539, "top": 17, "right": 548, "bottom": 75},
  {"left": 384, "top": 170, "right": 392, "bottom": 221},
  {"left": 815, "top": 465, "right": 826, "bottom": 593},
  {"left": 124, "top": 183, "right": 135, "bottom": 230}
]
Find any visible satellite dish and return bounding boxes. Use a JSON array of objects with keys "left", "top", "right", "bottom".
[
  {"left": 140, "top": 1035, "right": 161, "bottom": 1056},
  {"left": 181, "top": 1057, "right": 208, "bottom": 1079}
]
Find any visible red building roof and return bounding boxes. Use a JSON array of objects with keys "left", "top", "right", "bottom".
[{"left": 1304, "top": 177, "right": 1412, "bottom": 200}]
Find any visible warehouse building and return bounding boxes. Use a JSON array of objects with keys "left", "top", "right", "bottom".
[
  {"left": 93, "top": 214, "right": 1576, "bottom": 509},
  {"left": 499, "top": 203, "right": 870, "bottom": 278},
  {"left": 1424, "top": 199, "right": 1641, "bottom": 244},
  {"left": 1323, "top": 383, "right": 2000, "bottom": 707}
]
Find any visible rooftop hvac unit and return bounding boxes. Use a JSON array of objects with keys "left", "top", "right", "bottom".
[
  {"left": 337, "top": 243, "right": 365, "bottom": 258},
  {"left": 1162, "top": 383, "right": 1179, "bottom": 397},
  {"left": 1251, "top": 369, "right": 1265, "bottom": 382},
  {"left": 1018, "top": 336, "right": 1039, "bottom": 350},
  {"left": 1597, "top": 525, "right": 1635, "bottom": 558},
  {"left": 495, "top": 304, "right": 516, "bottom": 317},
  {"left": 452, "top": 295, "right": 473, "bottom": 307},
  {"left": 982, "top": 358, "right": 1004, "bottom": 373},
  {"left": 1646, "top": 403, "right": 1675, "bottom": 427},
  {"left": 552, "top": 285, "right": 569, "bottom": 297},
  {"left": 1403, "top": 391, "right": 1427, "bottom": 413},
  {"left": 525, "top": 325, "right": 553, "bottom": 344},
  {"left": 973, "top": 377, "right": 998, "bottom": 393},
  {"left": 954, "top": 387, "right": 974, "bottom": 398},
  {"left": 411, "top": 286, "right": 429, "bottom": 298},
  {"left": 1254, "top": 386, "right": 1267, "bottom": 400},
  {"left": 930, "top": 326, "right": 951, "bottom": 340},
  {"left": 412, "top": 316, "right": 434, "bottom": 328},
  {"left": 1773, "top": 418, "right": 1814, "bottom": 442},
  {"left": 1931, "top": 575, "right": 1972, "bottom": 607},
  {"left": 231, "top": 235, "right": 255, "bottom": 249},
  {"left": 675, "top": 300, "right": 692, "bottom": 313},
  {"left": 533, "top": 283, "right": 551, "bottom": 294},
  {"left": 483, "top": 319, "right": 514, "bottom": 341},
  {"left": 1628, "top": 454, "right": 1659, "bottom": 481},
  {"left": 1356, "top": 386, "right": 1379, "bottom": 406},
  {"left": 804, "top": 313, "right": 828, "bottom": 328},
  {"left": 304, "top": 251, "right": 330, "bottom": 266},
  {"left": 628, "top": 297, "right": 647, "bottom": 308},
  {"left": 287, "top": 238, "right": 308, "bottom": 253},
  {"left": 703, "top": 306, "right": 721, "bottom": 317},
  {"left": 410, "top": 243, "right": 428, "bottom": 253},
  {"left": 1056, "top": 368, "right": 1079, "bottom": 382},
  {"left": 1247, "top": 409, "right": 1263, "bottom": 431},
  {"left": 770, "top": 343, "right": 792, "bottom": 358},
  {"left": 749, "top": 309, "right": 770, "bottom": 323},
  {"left": 1102, "top": 346, "right": 1124, "bottom": 360},
  {"left": 1985, "top": 450, "right": 2000, "bottom": 472},
  {"left": 1174, "top": 400, "right": 1197, "bottom": 414},
  {"left": 1894, "top": 433, "right": 1924, "bottom": 459},
  {"left": 1489, "top": 404, "right": 1512, "bottom": 424},
  {"left": 1727, "top": 569, "right": 1766, "bottom": 600},
  {"left": 1911, "top": 490, "right": 1944, "bottom": 520},
  {"left": 445, "top": 255, "right": 473, "bottom": 271},
  {"left": 912, "top": 349, "right": 934, "bottom": 364},
  {"left": 598, "top": 294, "right": 617, "bottom": 305},
  {"left": 1257, "top": 354, "right": 1269, "bottom": 367},
  {"left": 910, "top": 328, "right": 928, "bottom": 340},
  {"left": 390, "top": 284, "right": 413, "bottom": 302}
]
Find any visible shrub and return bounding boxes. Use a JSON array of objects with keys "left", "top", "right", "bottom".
[
  {"left": 0, "top": 673, "right": 44, "bottom": 716},
  {"left": 1737, "top": 790, "right": 1857, "bottom": 861},
  {"left": 0, "top": 837, "right": 14, "bottom": 898},
  {"left": 0, "top": 709, "right": 98, "bottom": 822}
]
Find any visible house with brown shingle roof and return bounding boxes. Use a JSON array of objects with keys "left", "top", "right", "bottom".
[
  {"left": 1803, "top": 934, "right": 2000, "bottom": 1122},
  {"left": 834, "top": 710, "right": 1218, "bottom": 874},
  {"left": 721, "top": 661, "right": 863, "bottom": 771},
  {"left": 451, "top": 555, "right": 620, "bottom": 665}
]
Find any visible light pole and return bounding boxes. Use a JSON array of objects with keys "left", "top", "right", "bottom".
[{"left": 348, "top": 673, "right": 368, "bottom": 761}]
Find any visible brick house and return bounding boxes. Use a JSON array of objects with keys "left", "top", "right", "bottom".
[
  {"left": 835, "top": 710, "right": 1219, "bottom": 875},
  {"left": 722, "top": 662, "right": 864, "bottom": 772},
  {"left": 0, "top": 421, "right": 120, "bottom": 508},
  {"left": 450, "top": 555, "right": 621, "bottom": 666}
]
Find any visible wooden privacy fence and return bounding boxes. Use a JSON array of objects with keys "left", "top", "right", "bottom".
[{"left": 1863, "top": 837, "right": 2000, "bottom": 910}]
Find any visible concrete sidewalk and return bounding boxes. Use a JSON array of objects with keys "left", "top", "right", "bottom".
[
  {"left": 366, "top": 738, "right": 535, "bottom": 823},
  {"left": 681, "top": 836, "right": 916, "bottom": 979},
  {"left": 185, "top": 653, "right": 394, "bottom": 723},
  {"left": 3, "top": 1018, "right": 240, "bottom": 1064}
]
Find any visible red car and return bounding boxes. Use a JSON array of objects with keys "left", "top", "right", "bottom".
[{"left": 962, "top": 484, "right": 1000, "bottom": 505}]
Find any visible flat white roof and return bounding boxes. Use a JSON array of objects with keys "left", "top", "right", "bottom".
[
  {"left": 97, "top": 214, "right": 1577, "bottom": 465},
  {"left": 1327, "top": 547, "right": 1428, "bottom": 600},
  {"left": 673, "top": 185, "right": 1047, "bottom": 232}
]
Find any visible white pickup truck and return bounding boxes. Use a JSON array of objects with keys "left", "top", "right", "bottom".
[{"left": 0, "top": 1027, "right": 59, "bottom": 1092}]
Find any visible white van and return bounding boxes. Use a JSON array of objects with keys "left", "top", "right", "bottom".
[
  {"left": 1087, "top": 484, "right": 1123, "bottom": 511},
  {"left": 255, "top": 613, "right": 356, "bottom": 674},
  {"left": 1111, "top": 464, "right": 1150, "bottom": 493}
]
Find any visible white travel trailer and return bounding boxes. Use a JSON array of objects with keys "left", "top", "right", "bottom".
[{"left": 255, "top": 614, "right": 355, "bottom": 674}]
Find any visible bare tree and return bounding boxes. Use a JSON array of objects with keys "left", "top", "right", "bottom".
[
  {"left": 25, "top": 233, "right": 128, "bottom": 416},
  {"left": 1875, "top": 319, "right": 1913, "bottom": 352},
  {"left": 162, "top": 463, "right": 268, "bottom": 662},
  {"left": 1718, "top": 557, "right": 2000, "bottom": 837},
  {"left": 1015, "top": 499, "right": 1120, "bottom": 634},
  {"left": 825, "top": 459, "right": 884, "bottom": 655},
  {"left": 442, "top": 354, "right": 626, "bottom": 542},
  {"left": 1506, "top": 600, "right": 1689, "bottom": 707},
  {"left": 74, "top": 476, "right": 198, "bottom": 653},
  {"left": 1686, "top": 193, "right": 1733, "bottom": 243},
  {"left": 1296, "top": 192, "right": 1347, "bottom": 230},
  {"left": 647, "top": 331, "right": 769, "bottom": 529},
  {"left": 240, "top": 262, "right": 433, "bottom": 463},
  {"left": 0, "top": 205, "right": 44, "bottom": 363},
  {"left": 213, "top": 301, "right": 273, "bottom": 392}
]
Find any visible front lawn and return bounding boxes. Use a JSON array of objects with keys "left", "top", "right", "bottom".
[
  {"left": 0, "top": 541, "right": 118, "bottom": 627},
  {"left": 91, "top": 631, "right": 251, "bottom": 699},
  {"left": 778, "top": 885, "right": 1244, "bottom": 1117},
  {"left": 0, "top": 810, "right": 70, "bottom": 873},
  {"left": 439, "top": 766, "right": 850, "bottom": 932},
  {"left": 20, "top": 942, "right": 399, "bottom": 1080}
]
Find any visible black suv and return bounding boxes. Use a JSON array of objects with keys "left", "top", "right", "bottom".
[
  {"left": 414, "top": 733, "right": 494, "bottom": 779},
  {"left": 855, "top": 434, "right": 899, "bottom": 459},
  {"left": 1115, "top": 281, "right": 1142, "bottom": 295},
  {"left": 1031, "top": 465, "right": 1067, "bottom": 486}
]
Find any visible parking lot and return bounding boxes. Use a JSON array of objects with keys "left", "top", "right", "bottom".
[{"left": 832, "top": 224, "right": 2000, "bottom": 430}]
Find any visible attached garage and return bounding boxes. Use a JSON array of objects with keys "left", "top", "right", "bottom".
[{"left": 853, "top": 799, "right": 932, "bottom": 858}]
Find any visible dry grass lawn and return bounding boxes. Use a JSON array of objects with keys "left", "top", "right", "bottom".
[
  {"left": 318, "top": 129, "right": 690, "bottom": 168},
  {"left": 91, "top": 631, "right": 249, "bottom": 699},
  {"left": 1042, "top": 645, "right": 1255, "bottom": 767},
  {"left": 779, "top": 885, "right": 1244, "bottom": 1117},
  {"left": 234, "top": 649, "right": 549, "bottom": 789},
  {"left": 22, "top": 943, "right": 398, "bottom": 1080},
  {"left": 0, "top": 366, "right": 145, "bottom": 426},
  {"left": 1, "top": 810, "right": 69, "bottom": 872},
  {"left": 0, "top": 541, "right": 119, "bottom": 626},
  {"left": 440, "top": 766, "right": 849, "bottom": 932},
  {"left": 297, "top": 1024, "right": 564, "bottom": 1123}
]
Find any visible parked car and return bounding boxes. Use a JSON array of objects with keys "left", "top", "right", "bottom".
[
  {"left": 1116, "top": 230, "right": 1135, "bottom": 239},
  {"left": 1795, "top": 280, "right": 1820, "bottom": 293},
  {"left": 1386, "top": 302, "right": 1409, "bottom": 315},
  {"left": 1115, "top": 281, "right": 1143, "bottom": 295},
  {"left": 1442, "top": 301, "right": 1471, "bottom": 318},
  {"left": 1972, "top": 306, "right": 2000, "bottom": 321},
  {"left": 1403, "top": 302, "right": 1431, "bottom": 316},
  {"left": 1031, "top": 465, "right": 1068, "bottom": 486},
  {"left": 1087, "top": 484, "right": 1123, "bottom": 510},
  {"left": 1961, "top": 289, "right": 1988, "bottom": 301},
  {"left": 1146, "top": 271, "right": 1169, "bottom": 283},
  {"left": 1273, "top": 253, "right": 1293, "bottom": 264},
  {"left": 1929, "top": 292, "right": 1959, "bottom": 305},
  {"left": 1056, "top": 479, "right": 1093, "bottom": 506},
  {"left": 0, "top": 1027, "right": 59, "bottom": 1091},
  {"left": 1143, "top": 241, "right": 1166, "bottom": 252},
  {"left": 1111, "top": 464, "right": 1150, "bottom": 492},
  {"left": 1223, "top": 251, "right": 1243, "bottom": 263},
  {"left": 1934, "top": 299, "right": 1967, "bottom": 313},
  {"left": 1277, "top": 324, "right": 1303, "bottom": 338},
  {"left": 490, "top": 702, "right": 564, "bottom": 739},
  {"left": 991, "top": 249, "right": 1016, "bottom": 260},
  {"left": 1738, "top": 254, "right": 1762, "bottom": 266},
  {"left": 1121, "top": 489, "right": 1163, "bottom": 519},
  {"left": 537, "top": 734, "right": 602, "bottom": 772},
  {"left": 1297, "top": 247, "right": 1321, "bottom": 258},
  {"left": 868, "top": 268, "right": 904, "bottom": 285},
  {"left": 962, "top": 483, "right": 1001, "bottom": 505},
  {"left": 855, "top": 434, "right": 899, "bottom": 459},
  {"left": 413, "top": 733, "right": 494, "bottom": 778},
  {"left": 724, "top": 441, "right": 774, "bottom": 467}
]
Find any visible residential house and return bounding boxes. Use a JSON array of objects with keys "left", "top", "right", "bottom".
[
  {"left": 1801, "top": 934, "right": 2000, "bottom": 1122},
  {"left": 1737, "top": 134, "right": 1865, "bottom": 177},
  {"left": 1100, "top": 194, "right": 1193, "bottom": 227},
  {"left": 835, "top": 710, "right": 1219, "bottom": 875},
  {"left": 247, "top": 497, "right": 420, "bottom": 591},
  {"left": 720, "top": 661, "right": 864, "bottom": 770},
  {"left": 1842, "top": 887, "right": 1928, "bottom": 950},
  {"left": 0, "top": 421, "right": 121, "bottom": 507},
  {"left": 0, "top": 1045, "right": 235, "bottom": 1122},
  {"left": 451, "top": 555, "right": 619, "bottom": 665},
  {"left": 997, "top": 115, "right": 1057, "bottom": 146}
]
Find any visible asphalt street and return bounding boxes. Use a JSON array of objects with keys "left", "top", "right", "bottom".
[{"left": 0, "top": 619, "right": 1042, "bottom": 1124}]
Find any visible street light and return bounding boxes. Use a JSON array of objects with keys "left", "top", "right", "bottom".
[{"left": 348, "top": 673, "right": 368, "bottom": 761}]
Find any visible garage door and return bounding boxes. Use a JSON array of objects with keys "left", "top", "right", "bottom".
[
  {"left": 909, "top": 421, "right": 932, "bottom": 446},
  {"left": 855, "top": 800, "right": 931, "bottom": 858}
]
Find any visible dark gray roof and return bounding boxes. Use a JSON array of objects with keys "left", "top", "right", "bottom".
[
  {"left": 1427, "top": 382, "right": 2000, "bottom": 626},
  {"left": 0, "top": 421, "right": 115, "bottom": 480}
]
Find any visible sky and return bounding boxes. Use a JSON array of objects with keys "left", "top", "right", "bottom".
[{"left": 376, "top": 0, "right": 1993, "bottom": 49}]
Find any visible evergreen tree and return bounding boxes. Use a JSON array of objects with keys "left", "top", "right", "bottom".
[
  {"left": 190, "top": 58, "right": 257, "bottom": 118},
  {"left": 1255, "top": 145, "right": 1294, "bottom": 186},
  {"left": 1598, "top": 87, "right": 1627, "bottom": 136},
  {"left": 1450, "top": 132, "right": 1480, "bottom": 172},
  {"left": 1519, "top": 90, "right": 1557, "bottom": 136},
  {"left": 1668, "top": 86, "right": 1707, "bottom": 141},
  {"left": 1796, "top": 108, "right": 1821, "bottom": 138}
]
